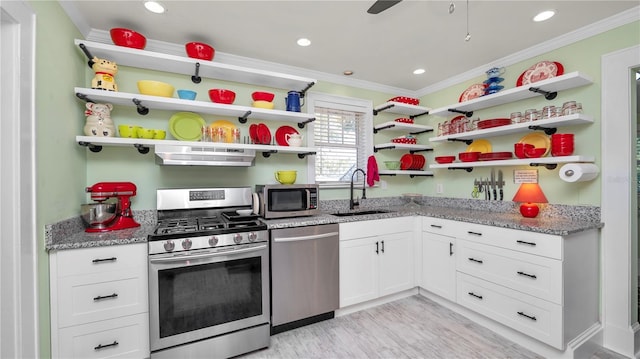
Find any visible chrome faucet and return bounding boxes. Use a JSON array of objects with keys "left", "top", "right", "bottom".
[{"left": 350, "top": 168, "right": 367, "bottom": 210}]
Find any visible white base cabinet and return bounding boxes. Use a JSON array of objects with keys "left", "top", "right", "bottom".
[
  {"left": 50, "top": 243, "right": 149, "bottom": 359},
  {"left": 339, "top": 217, "right": 415, "bottom": 308},
  {"left": 420, "top": 217, "right": 457, "bottom": 302}
]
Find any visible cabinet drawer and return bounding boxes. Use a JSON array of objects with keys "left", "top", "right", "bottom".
[
  {"left": 454, "top": 223, "right": 563, "bottom": 260},
  {"left": 56, "top": 312, "right": 149, "bottom": 359},
  {"left": 56, "top": 269, "right": 148, "bottom": 328},
  {"left": 340, "top": 217, "right": 414, "bottom": 240},
  {"left": 421, "top": 217, "right": 458, "bottom": 236},
  {"left": 55, "top": 243, "right": 147, "bottom": 277},
  {"left": 456, "top": 239, "right": 562, "bottom": 304},
  {"left": 456, "top": 272, "right": 563, "bottom": 349}
]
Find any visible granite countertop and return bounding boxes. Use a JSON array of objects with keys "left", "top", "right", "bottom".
[{"left": 46, "top": 198, "right": 603, "bottom": 251}]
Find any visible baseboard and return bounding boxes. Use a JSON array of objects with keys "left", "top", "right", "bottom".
[{"left": 335, "top": 288, "right": 418, "bottom": 317}]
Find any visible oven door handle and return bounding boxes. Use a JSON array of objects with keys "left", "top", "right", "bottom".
[
  {"left": 273, "top": 231, "right": 339, "bottom": 242},
  {"left": 149, "top": 244, "right": 267, "bottom": 263}
]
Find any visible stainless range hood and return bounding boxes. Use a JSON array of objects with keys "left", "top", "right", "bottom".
[{"left": 154, "top": 144, "right": 256, "bottom": 167}]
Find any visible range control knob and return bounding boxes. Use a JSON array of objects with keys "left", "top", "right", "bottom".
[
  {"left": 233, "top": 233, "right": 243, "bottom": 244},
  {"left": 181, "top": 238, "right": 192, "bottom": 250},
  {"left": 163, "top": 240, "right": 175, "bottom": 252},
  {"left": 208, "top": 236, "right": 219, "bottom": 247},
  {"left": 248, "top": 232, "right": 258, "bottom": 242}
]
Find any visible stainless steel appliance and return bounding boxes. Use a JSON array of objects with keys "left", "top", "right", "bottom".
[
  {"left": 270, "top": 224, "right": 339, "bottom": 334},
  {"left": 255, "top": 184, "right": 319, "bottom": 219},
  {"left": 148, "top": 187, "right": 269, "bottom": 359}
]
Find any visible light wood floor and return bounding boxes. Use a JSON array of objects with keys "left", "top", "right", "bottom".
[{"left": 242, "top": 295, "right": 627, "bottom": 359}]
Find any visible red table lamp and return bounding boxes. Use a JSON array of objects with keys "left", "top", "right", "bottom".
[{"left": 512, "top": 183, "right": 548, "bottom": 218}]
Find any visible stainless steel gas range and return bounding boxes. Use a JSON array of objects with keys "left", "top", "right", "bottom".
[{"left": 147, "top": 187, "right": 269, "bottom": 359}]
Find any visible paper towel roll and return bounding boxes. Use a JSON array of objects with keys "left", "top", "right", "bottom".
[{"left": 559, "top": 163, "right": 600, "bottom": 182}]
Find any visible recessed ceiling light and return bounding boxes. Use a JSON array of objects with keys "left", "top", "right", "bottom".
[
  {"left": 343, "top": 70, "right": 354, "bottom": 76},
  {"left": 144, "top": 1, "right": 166, "bottom": 14},
  {"left": 297, "top": 38, "right": 311, "bottom": 47},
  {"left": 533, "top": 10, "right": 555, "bottom": 22},
  {"left": 413, "top": 68, "right": 426, "bottom": 75}
]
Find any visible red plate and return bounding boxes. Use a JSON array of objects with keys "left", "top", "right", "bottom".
[
  {"left": 389, "top": 96, "right": 419, "bottom": 105},
  {"left": 400, "top": 154, "right": 413, "bottom": 170},
  {"left": 249, "top": 124, "right": 259, "bottom": 144},
  {"left": 411, "top": 154, "right": 425, "bottom": 170},
  {"left": 256, "top": 123, "right": 271, "bottom": 145},
  {"left": 459, "top": 83, "right": 487, "bottom": 102},
  {"left": 477, "top": 118, "right": 512, "bottom": 129},
  {"left": 275, "top": 125, "right": 299, "bottom": 146},
  {"left": 516, "top": 61, "right": 564, "bottom": 86},
  {"left": 478, "top": 152, "right": 513, "bottom": 161}
]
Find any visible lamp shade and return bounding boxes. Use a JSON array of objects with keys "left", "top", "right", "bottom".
[{"left": 512, "top": 183, "right": 548, "bottom": 218}]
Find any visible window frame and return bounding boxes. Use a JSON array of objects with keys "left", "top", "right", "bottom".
[{"left": 305, "top": 92, "right": 373, "bottom": 188}]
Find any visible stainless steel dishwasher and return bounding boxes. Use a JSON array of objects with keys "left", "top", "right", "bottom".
[{"left": 270, "top": 223, "right": 339, "bottom": 334}]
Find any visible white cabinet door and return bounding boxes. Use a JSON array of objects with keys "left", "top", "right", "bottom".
[
  {"left": 421, "top": 232, "right": 456, "bottom": 301},
  {"left": 340, "top": 236, "right": 379, "bottom": 307},
  {"left": 379, "top": 232, "right": 414, "bottom": 297}
]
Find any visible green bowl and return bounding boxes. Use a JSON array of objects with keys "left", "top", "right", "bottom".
[{"left": 384, "top": 161, "right": 400, "bottom": 170}]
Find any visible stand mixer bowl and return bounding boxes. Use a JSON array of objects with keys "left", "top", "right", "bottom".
[{"left": 81, "top": 203, "right": 118, "bottom": 228}]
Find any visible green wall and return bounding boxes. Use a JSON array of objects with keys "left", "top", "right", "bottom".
[{"left": 30, "top": 1, "right": 640, "bottom": 356}]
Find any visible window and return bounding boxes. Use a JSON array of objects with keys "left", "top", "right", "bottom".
[{"left": 306, "top": 93, "right": 373, "bottom": 187}]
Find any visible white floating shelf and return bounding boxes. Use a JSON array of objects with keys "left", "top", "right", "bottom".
[
  {"left": 429, "top": 114, "right": 594, "bottom": 142},
  {"left": 75, "top": 39, "right": 316, "bottom": 91},
  {"left": 429, "top": 155, "right": 595, "bottom": 169},
  {"left": 379, "top": 170, "right": 434, "bottom": 177},
  {"left": 75, "top": 88, "right": 313, "bottom": 124},
  {"left": 374, "top": 121, "right": 434, "bottom": 134},
  {"left": 373, "top": 101, "right": 432, "bottom": 116},
  {"left": 374, "top": 143, "right": 433, "bottom": 152},
  {"left": 429, "top": 72, "right": 593, "bottom": 117}
]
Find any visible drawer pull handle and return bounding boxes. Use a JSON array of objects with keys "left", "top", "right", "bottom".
[
  {"left": 430, "top": 224, "right": 442, "bottom": 229},
  {"left": 92, "top": 257, "right": 117, "bottom": 263},
  {"left": 516, "top": 240, "right": 536, "bottom": 246},
  {"left": 517, "top": 311, "right": 537, "bottom": 321},
  {"left": 468, "top": 257, "right": 484, "bottom": 264},
  {"left": 449, "top": 242, "right": 453, "bottom": 256},
  {"left": 381, "top": 240, "right": 385, "bottom": 253},
  {"left": 467, "top": 231, "right": 482, "bottom": 236},
  {"left": 517, "top": 271, "right": 537, "bottom": 279},
  {"left": 468, "top": 292, "right": 483, "bottom": 300},
  {"left": 375, "top": 241, "right": 379, "bottom": 254},
  {"left": 94, "top": 341, "right": 119, "bottom": 351},
  {"left": 93, "top": 293, "right": 118, "bottom": 301}
]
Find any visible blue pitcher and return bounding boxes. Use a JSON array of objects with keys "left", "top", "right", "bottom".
[{"left": 285, "top": 91, "right": 303, "bottom": 112}]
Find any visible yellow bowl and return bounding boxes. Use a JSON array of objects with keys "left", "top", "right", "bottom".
[
  {"left": 118, "top": 125, "right": 140, "bottom": 138},
  {"left": 137, "top": 128, "right": 155, "bottom": 139},
  {"left": 253, "top": 100, "right": 275, "bottom": 109},
  {"left": 137, "top": 80, "right": 175, "bottom": 98},
  {"left": 275, "top": 170, "right": 297, "bottom": 184}
]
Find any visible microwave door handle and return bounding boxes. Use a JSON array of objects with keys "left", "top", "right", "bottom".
[
  {"left": 306, "top": 189, "right": 311, "bottom": 208},
  {"left": 149, "top": 244, "right": 267, "bottom": 263},
  {"left": 273, "top": 232, "right": 339, "bottom": 242}
]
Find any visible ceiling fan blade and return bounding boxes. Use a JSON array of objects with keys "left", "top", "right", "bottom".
[{"left": 367, "top": 0, "right": 402, "bottom": 14}]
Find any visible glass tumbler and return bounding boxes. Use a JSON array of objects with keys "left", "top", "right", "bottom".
[
  {"left": 524, "top": 109, "right": 538, "bottom": 122},
  {"left": 541, "top": 105, "right": 557, "bottom": 119}
]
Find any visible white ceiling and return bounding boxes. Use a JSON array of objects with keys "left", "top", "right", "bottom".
[{"left": 60, "top": 1, "right": 639, "bottom": 93}]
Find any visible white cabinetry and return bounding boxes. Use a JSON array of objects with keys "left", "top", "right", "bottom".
[
  {"left": 450, "top": 221, "right": 598, "bottom": 349},
  {"left": 420, "top": 217, "right": 457, "bottom": 302},
  {"left": 50, "top": 244, "right": 149, "bottom": 359},
  {"left": 339, "top": 217, "right": 414, "bottom": 307}
]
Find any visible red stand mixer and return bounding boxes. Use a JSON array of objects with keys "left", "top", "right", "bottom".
[{"left": 83, "top": 182, "right": 141, "bottom": 233}]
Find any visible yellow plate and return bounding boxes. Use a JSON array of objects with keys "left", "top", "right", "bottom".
[
  {"left": 518, "top": 133, "right": 550, "bottom": 156},
  {"left": 209, "top": 120, "right": 237, "bottom": 143},
  {"left": 466, "top": 139, "right": 492, "bottom": 153}
]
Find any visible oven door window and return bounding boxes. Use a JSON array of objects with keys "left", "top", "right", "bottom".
[
  {"left": 268, "top": 189, "right": 307, "bottom": 211},
  {"left": 157, "top": 256, "right": 263, "bottom": 338}
]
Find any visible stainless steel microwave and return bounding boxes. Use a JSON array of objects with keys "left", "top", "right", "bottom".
[{"left": 255, "top": 184, "right": 319, "bottom": 219}]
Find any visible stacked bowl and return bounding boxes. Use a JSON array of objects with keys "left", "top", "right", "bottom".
[
  {"left": 551, "top": 133, "right": 574, "bottom": 156},
  {"left": 252, "top": 91, "right": 275, "bottom": 109}
]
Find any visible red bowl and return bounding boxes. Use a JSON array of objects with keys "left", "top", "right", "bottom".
[
  {"left": 185, "top": 42, "right": 215, "bottom": 60},
  {"left": 551, "top": 148, "right": 574, "bottom": 156},
  {"left": 551, "top": 133, "right": 574, "bottom": 139},
  {"left": 459, "top": 152, "right": 481, "bottom": 162},
  {"left": 524, "top": 147, "right": 546, "bottom": 158},
  {"left": 208, "top": 89, "right": 236, "bottom": 104},
  {"left": 514, "top": 143, "right": 534, "bottom": 159},
  {"left": 435, "top": 156, "right": 455, "bottom": 164},
  {"left": 251, "top": 91, "right": 275, "bottom": 102},
  {"left": 110, "top": 28, "right": 146, "bottom": 49}
]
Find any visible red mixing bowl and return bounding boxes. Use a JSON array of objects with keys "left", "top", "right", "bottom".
[
  {"left": 435, "top": 156, "right": 456, "bottom": 164},
  {"left": 185, "top": 42, "right": 215, "bottom": 61},
  {"left": 208, "top": 89, "right": 236, "bottom": 104},
  {"left": 110, "top": 28, "right": 146, "bottom": 49},
  {"left": 252, "top": 91, "right": 275, "bottom": 102}
]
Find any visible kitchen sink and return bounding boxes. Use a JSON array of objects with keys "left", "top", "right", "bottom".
[{"left": 331, "top": 209, "right": 390, "bottom": 217}]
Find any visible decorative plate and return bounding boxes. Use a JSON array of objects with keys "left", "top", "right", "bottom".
[
  {"left": 275, "top": 125, "right": 299, "bottom": 146},
  {"left": 517, "top": 61, "right": 564, "bottom": 86},
  {"left": 466, "top": 139, "right": 492, "bottom": 153},
  {"left": 459, "top": 83, "right": 487, "bottom": 102},
  {"left": 388, "top": 96, "right": 419, "bottom": 105},
  {"left": 518, "top": 133, "right": 551, "bottom": 156},
  {"left": 257, "top": 123, "right": 271, "bottom": 145},
  {"left": 168, "top": 112, "right": 205, "bottom": 141},
  {"left": 400, "top": 153, "right": 413, "bottom": 170}
]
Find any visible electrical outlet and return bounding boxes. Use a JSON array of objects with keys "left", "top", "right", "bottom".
[{"left": 436, "top": 183, "right": 444, "bottom": 194}]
